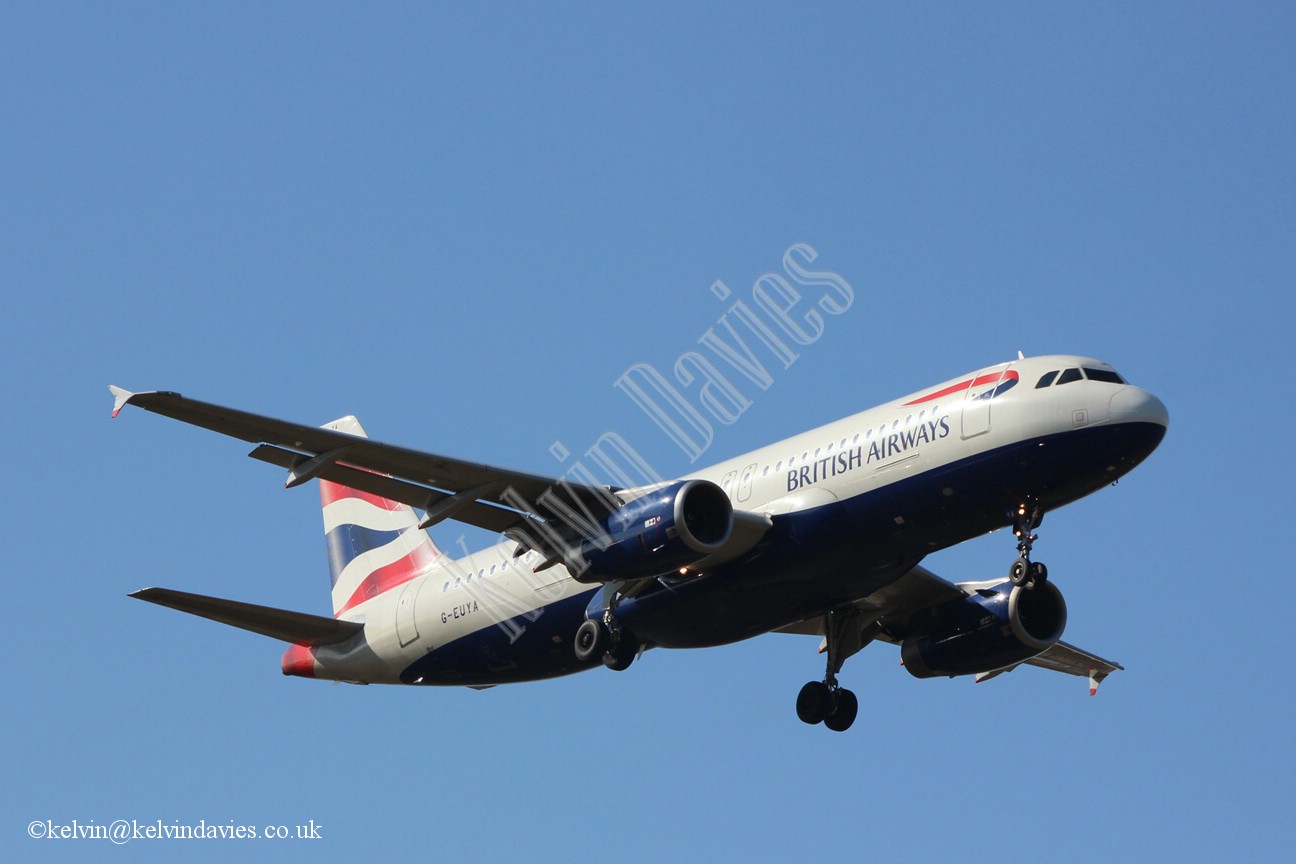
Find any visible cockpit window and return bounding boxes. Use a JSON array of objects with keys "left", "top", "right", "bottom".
[
  {"left": 1056, "top": 368, "right": 1083, "bottom": 385},
  {"left": 1035, "top": 370, "right": 1059, "bottom": 388},
  {"left": 1083, "top": 367, "right": 1126, "bottom": 384}
]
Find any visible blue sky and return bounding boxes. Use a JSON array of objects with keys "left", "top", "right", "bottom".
[{"left": 4, "top": 3, "right": 1293, "bottom": 862}]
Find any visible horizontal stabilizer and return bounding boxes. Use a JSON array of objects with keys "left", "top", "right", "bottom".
[{"left": 129, "top": 587, "right": 363, "bottom": 646}]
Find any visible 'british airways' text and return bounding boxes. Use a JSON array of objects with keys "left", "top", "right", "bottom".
[{"left": 786, "top": 416, "right": 950, "bottom": 492}]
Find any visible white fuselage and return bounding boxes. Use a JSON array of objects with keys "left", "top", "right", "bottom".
[{"left": 308, "top": 354, "right": 1166, "bottom": 685}]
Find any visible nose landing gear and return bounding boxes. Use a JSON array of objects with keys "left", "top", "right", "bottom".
[{"left": 1008, "top": 502, "right": 1048, "bottom": 590}]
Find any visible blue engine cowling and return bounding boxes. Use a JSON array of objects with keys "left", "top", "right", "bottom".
[
  {"left": 578, "top": 479, "right": 733, "bottom": 583},
  {"left": 900, "top": 580, "right": 1067, "bottom": 678}
]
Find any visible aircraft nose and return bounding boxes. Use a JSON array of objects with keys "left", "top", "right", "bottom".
[{"left": 1109, "top": 387, "right": 1169, "bottom": 428}]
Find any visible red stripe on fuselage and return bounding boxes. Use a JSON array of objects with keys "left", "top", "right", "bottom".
[{"left": 904, "top": 370, "right": 1018, "bottom": 406}]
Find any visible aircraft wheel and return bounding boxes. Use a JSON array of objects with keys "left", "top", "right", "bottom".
[
  {"left": 1030, "top": 561, "right": 1048, "bottom": 584},
  {"left": 796, "top": 681, "right": 831, "bottom": 725},
  {"left": 602, "top": 631, "right": 638, "bottom": 672},
  {"left": 574, "top": 619, "right": 606, "bottom": 662},
  {"left": 1009, "top": 558, "right": 1030, "bottom": 586},
  {"left": 824, "top": 688, "right": 858, "bottom": 732}
]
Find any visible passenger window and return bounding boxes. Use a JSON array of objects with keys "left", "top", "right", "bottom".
[
  {"left": 1056, "top": 368, "right": 1083, "bottom": 385},
  {"left": 1036, "top": 371, "right": 1059, "bottom": 388}
]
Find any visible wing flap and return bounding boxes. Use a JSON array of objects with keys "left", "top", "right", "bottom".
[{"left": 129, "top": 587, "right": 363, "bottom": 646}]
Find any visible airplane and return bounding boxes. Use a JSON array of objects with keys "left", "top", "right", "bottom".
[{"left": 110, "top": 353, "right": 1167, "bottom": 732}]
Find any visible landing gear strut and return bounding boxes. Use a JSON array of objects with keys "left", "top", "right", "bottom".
[
  {"left": 796, "top": 608, "right": 872, "bottom": 732},
  {"left": 1008, "top": 502, "right": 1048, "bottom": 590}
]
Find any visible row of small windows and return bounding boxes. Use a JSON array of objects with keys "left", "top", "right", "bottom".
[
  {"left": 755, "top": 406, "right": 941, "bottom": 475},
  {"left": 443, "top": 551, "right": 537, "bottom": 591},
  {"left": 1036, "top": 367, "right": 1126, "bottom": 388}
]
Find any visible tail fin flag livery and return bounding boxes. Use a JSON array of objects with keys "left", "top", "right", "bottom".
[
  {"left": 315, "top": 416, "right": 443, "bottom": 619},
  {"left": 110, "top": 354, "right": 1167, "bottom": 731},
  {"left": 322, "top": 478, "right": 442, "bottom": 617}
]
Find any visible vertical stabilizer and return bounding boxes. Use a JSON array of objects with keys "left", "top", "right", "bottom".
[{"left": 319, "top": 416, "right": 442, "bottom": 618}]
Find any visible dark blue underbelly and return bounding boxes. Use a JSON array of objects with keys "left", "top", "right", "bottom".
[{"left": 403, "top": 420, "right": 1164, "bottom": 682}]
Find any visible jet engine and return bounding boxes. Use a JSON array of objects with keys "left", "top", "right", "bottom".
[
  {"left": 576, "top": 479, "right": 733, "bottom": 583},
  {"left": 900, "top": 580, "right": 1067, "bottom": 678}
]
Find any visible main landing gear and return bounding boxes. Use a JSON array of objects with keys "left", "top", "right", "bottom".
[
  {"left": 574, "top": 616, "right": 640, "bottom": 672},
  {"left": 1008, "top": 502, "right": 1049, "bottom": 590},
  {"left": 796, "top": 608, "right": 873, "bottom": 732},
  {"left": 797, "top": 680, "right": 858, "bottom": 732}
]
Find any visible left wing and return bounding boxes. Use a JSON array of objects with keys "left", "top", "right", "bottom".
[
  {"left": 777, "top": 564, "right": 1123, "bottom": 694},
  {"left": 111, "top": 386, "right": 775, "bottom": 582},
  {"left": 109, "top": 386, "right": 623, "bottom": 549}
]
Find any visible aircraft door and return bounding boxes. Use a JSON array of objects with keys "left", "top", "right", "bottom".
[
  {"left": 396, "top": 576, "right": 425, "bottom": 647},
  {"left": 961, "top": 364, "right": 1011, "bottom": 439},
  {"left": 736, "top": 462, "right": 758, "bottom": 503}
]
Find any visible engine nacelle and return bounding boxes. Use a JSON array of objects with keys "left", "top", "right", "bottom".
[
  {"left": 901, "top": 580, "right": 1067, "bottom": 678},
  {"left": 577, "top": 479, "right": 733, "bottom": 583}
]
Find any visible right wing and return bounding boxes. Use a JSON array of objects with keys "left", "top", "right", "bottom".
[{"left": 777, "top": 564, "right": 1123, "bottom": 694}]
